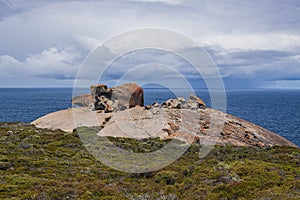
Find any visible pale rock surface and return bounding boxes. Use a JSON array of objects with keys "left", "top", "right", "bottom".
[
  {"left": 72, "top": 94, "right": 93, "bottom": 108},
  {"left": 32, "top": 85, "right": 297, "bottom": 148},
  {"left": 32, "top": 107, "right": 112, "bottom": 133},
  {"left": 31, "top": 106, "right": 297, "bottom": 147}
]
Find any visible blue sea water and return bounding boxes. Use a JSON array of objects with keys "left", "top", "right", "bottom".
[{"left": 0, "top": 88, "right": 299, "bottom": 146}]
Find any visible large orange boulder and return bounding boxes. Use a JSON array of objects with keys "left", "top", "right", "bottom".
[{"left": 112, "top": 83, "right": 144, "bottom": 109}]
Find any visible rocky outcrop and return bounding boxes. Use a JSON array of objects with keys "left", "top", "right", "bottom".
[
  {"left": 32, "top": 84, "right": 297, "bottom": 148},
  {"left": 162, "top": 97, "right": 185, "bottom": 109},
  {"left": 189, "top": 94, "right": 206, "bottom": 108},
  {"left": 100, "top": 107, "right": 297, "bottom": 147},
  {"left": 90, "top": 84, "right": 112, "bottom": 99},
  {"left": 72, "top": 94, "right": 93, "bottom": 108},
  {"left": 32, "top": 106, "right": 297, "bottom": 148},
  {"left": 90, "top": 84, "right": 114, "bottom": 111},
  {"left": 160, "top": 95, "right": 206, "bottom": 110},
  {"left": 74, "top": 84, "right": 205, "bottom": 112},
  {"left": 111, "top": 83, "right": 144, "bottom": 109},
  {"left": 76, "top": 83, "right": 145, "bottom": 112}
]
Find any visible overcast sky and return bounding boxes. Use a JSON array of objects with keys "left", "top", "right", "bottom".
[{"left": 0, "top": 0, "right": 300, "bottom": 89}]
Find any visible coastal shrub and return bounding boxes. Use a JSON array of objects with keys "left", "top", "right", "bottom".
[
  {"left": 0, "top": 123, "right": 300, "bottom": 199},
  {"left": 154, "top": 171, "right": 182, "bottom": 185}
]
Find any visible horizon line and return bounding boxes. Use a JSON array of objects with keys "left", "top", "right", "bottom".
[{"left": 0, "top": 87, "right": 299, "bottom": 90}]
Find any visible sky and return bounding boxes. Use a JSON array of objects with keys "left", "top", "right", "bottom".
[{"left": 0, "top": 0, "right": 300, "bottom": 89}]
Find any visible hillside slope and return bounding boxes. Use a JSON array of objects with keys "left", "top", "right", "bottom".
[{"left": 0, "top": 123, "right": 299, "bottom": 199}]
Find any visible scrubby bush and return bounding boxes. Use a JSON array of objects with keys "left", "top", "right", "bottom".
[
  {"left": 154, "top": 171, "right": 182, "bottom": 185},
  {"left": 0, "top": 123, "right": 299, "bottom": 199}
]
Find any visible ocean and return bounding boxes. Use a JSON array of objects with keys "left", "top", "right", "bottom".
[{"left": 0, "top": 88, "right": 299, "bottom": 146}]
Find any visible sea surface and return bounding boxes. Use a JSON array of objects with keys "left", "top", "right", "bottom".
[{"left": 0, "top": 88, "right": 299, "bottom": 146}]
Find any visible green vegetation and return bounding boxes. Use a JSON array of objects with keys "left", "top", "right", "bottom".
[{"left": 0, "top": 122, "right": 299, "bottom": 199}]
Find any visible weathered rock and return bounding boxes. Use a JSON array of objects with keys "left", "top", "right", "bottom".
[
  {"left": 160, "top": 95, "right": 206, "bottom": 110},
  {"left": 144, "top": 105, "right": 152, "bottom": 110},
  {"left": 95, "top": 96, "right": 115, "bottom": 113},
  {"left": 189, "top": 95, "right": 206, "bottom": 108},
  {"left": 88, "top": 83, "right": 144, "bottom": 111},
  {"left": 162, "top": 97, "right": 185, "bottom": 109},
  {"left": 183, "top": 100, "right": 200, "bottom": 110},
  {"left": 90, "top": 84, "right": 113, "bottom": 111},
  {"left": 98, "top": 106, "right": 168, "bottom": 138},
  {"left": 112, "top": 83, "right": 144, "bottom": 109},
  {"left": 167, "top": 121, "right": 179, "bottom": 133},
  {"left": 90, "top": 84, "right": 112, "bottom": 99},
  {"left": 72, "top": 94, "right": 93, "bottom": 108},
  {"left": 33, "top": 84, "right": 297, "bottom": 148},
  {"left": 74, "top": 86, "right": 206, "bottom": 112},
  {"left": 152, "top": 102, "right": 160, "bottom": 108},
  {"left": 31, "top": 106, "right": 298, "bottom": 147}
]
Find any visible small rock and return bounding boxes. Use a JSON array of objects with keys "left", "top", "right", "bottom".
[
  {"left": 189, "top": 95, "right": 206, "bottom": 108},
  {"left": 184, "top": 100, "right": 200, "bottom": 110},
  {"left": 162, "top": 97, "right": 185, "bottom": 109},
  {"left": 144, "top": 105, "right": 152, "bottom": 110},
  {"left": 152, "top": 102, "right": 160, "bottom": 107}
]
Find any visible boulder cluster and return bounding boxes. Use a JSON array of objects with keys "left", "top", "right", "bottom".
[
  {"left": 73, "top": 83, "right": 207, "bottom": 112},
  {"left": 72, "top": 83, "right": 144, "bottom": 112},
  {"left": 152, "top": 94, "right": 206, "bottom": 110}
]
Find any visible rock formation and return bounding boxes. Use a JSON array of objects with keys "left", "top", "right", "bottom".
[
  {"left": 73, "top": 83, "right": 144, "bottom": 112},
  {"left": 90, "top": 84, "right": 114, "bottom": 111},
  {"left": 162, "top": 97, "right": 185, "bottom": 109},
  {"left": 72, "top": 94, "right": 93, "bottom": 108},
  {"left": 32, "top": 84, "right": 298, "bottom": 148},
  {"left": 160, "top": 95, "right": 206, "bottom": 110},
  {"left": 111, "top": 83, "right": 144, "bottom": 109},
  {"left": 32, "top": 108, "right": 297, "bottom": 148},
  {"left": 189, "top": 94, "right": 206, "bottom": 108}
]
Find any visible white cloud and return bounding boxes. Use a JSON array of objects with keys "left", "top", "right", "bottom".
[
  {"left": 199, "top": 34, "right": 300, "bottom": 51},
  {"left": 1, "top": 0, "right": 299, "bottom": 58},
  {"left": 72, "top": 35, "right": 101, "bottom": 52},
  {"left": 0, "top": 47, "right": 80, "bottom": 79},
  {"left": 0, "top": 54, "right": 23, "bottom": 77},
  {"left": 206, "top": 44, "right": 300, "bottom": 83},
  {"left": 0, "top": 0, "right": 300, "bottom": 87}
]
